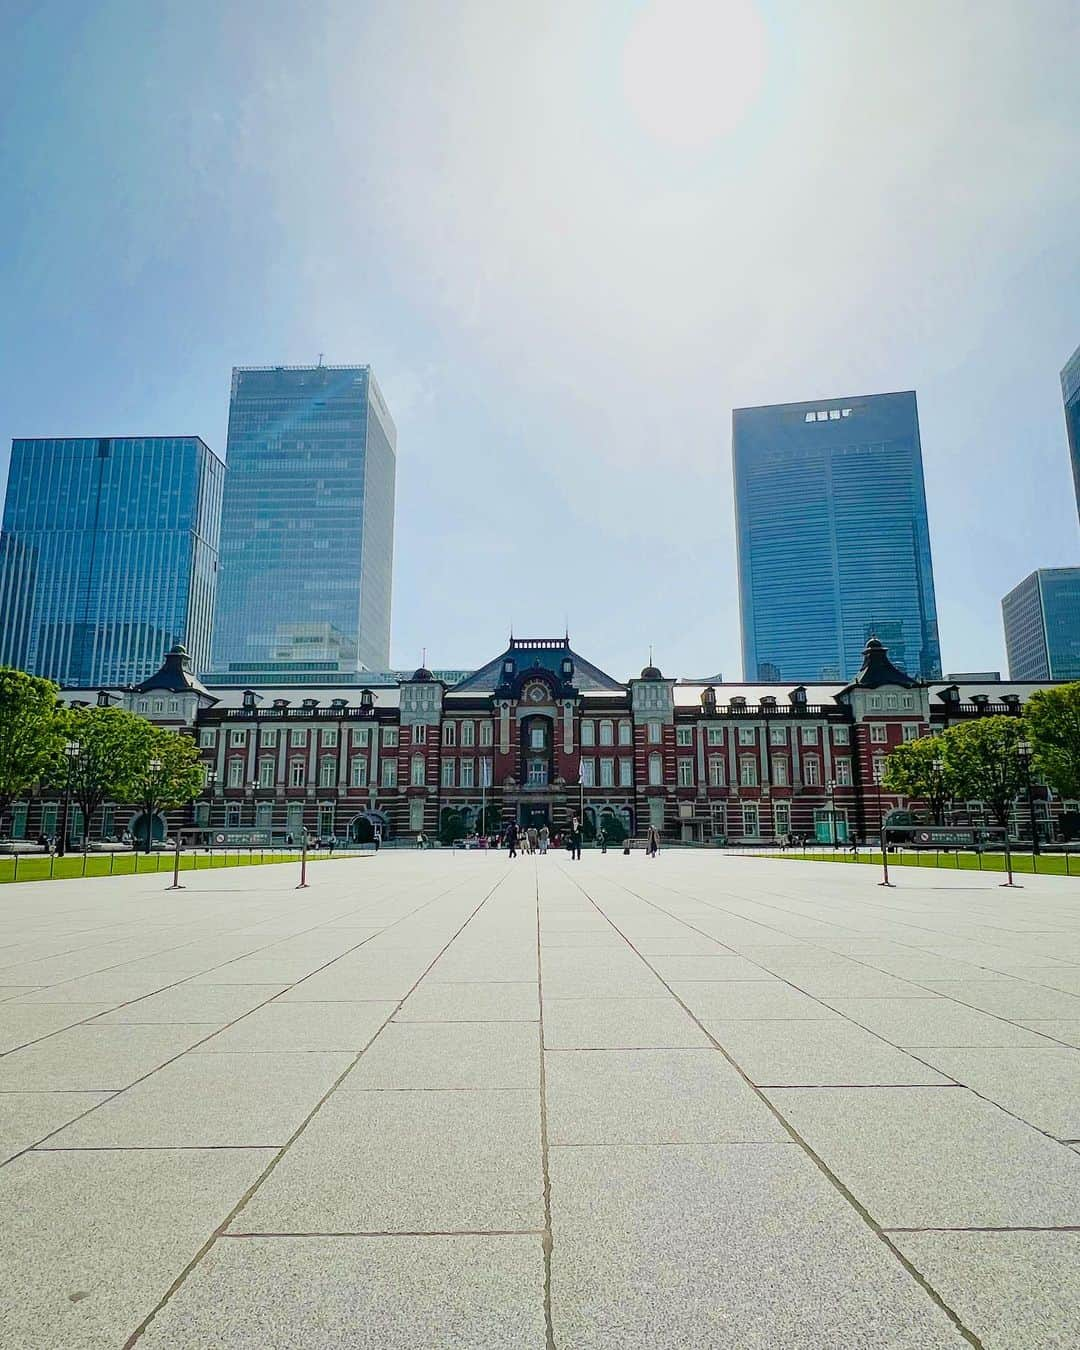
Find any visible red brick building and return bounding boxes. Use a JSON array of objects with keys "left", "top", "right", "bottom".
[{"left": 25, "top": 635, "right": 1065, "bottom": 847}]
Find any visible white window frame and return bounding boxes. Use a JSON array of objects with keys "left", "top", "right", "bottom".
[
  {"left": 709, "top": 756, "right": 725, "bottom": 787},
  {"left": 350, "top": 758, "right": 368, "bottom": 788},
  {"left": 738, "top": 726, "right": 755, "bottom": 746},
  {"left": 678, "top": 758, "right": 695, "bottom": 787},
  {"left": 870, "top": 724, "right": 888, "bottom": 743},
  {"left": 769, "top": 725, "right": 786, "bottom": 746},
  {"left": 381, "top": 759, "right": 397, "bottom": 788},
  {"left": 461, "top": 720, "right": 475, "bottom": 747},
  {"left": 382, "top": 727, "right": 398, "bottom": 748},
  {"left": 804, "top": 757, "right": 820, "bottom": 786},
  {"left": 832, "top": 725, "right": 850, "bottom": 745},
  {"left": 289, "top": 761, "right": 305, "bottom": 788},
  {"left": 599, "top": 720, "right": 614, "bottom": 746},
  {"left": 676, "top": 726, "right": 693, "bottom": 747},
  {"left": 802, "top": 726, "right": 819, "bottom": 745},
  {"left": 707, "top": 726, "right": 724, "bottom": 746},
  {"left": 258, "top": 757, "right": 275, "bottom": 788},
  {"left": 619, "top": 757, "right": 633, "bottom": 787},
  {"left": 648, "top": 754, "right": 663, "bottom": 786},
  {"left": 618, "top": 721, "right": 632, "bottom": 746},
  {"left": 772, "top": 756, "right": 788, "bottom": 787},
  {"left": 290, "top": 728, "right": 305, "bottom": 747},
  {"left": 411, "top": 754, "right": 426, "bottom": 786},
  {"left": 580, "top": 758, "right": 595, "bottom": 787},
  {"left": 581, "top": 720, "right": 595, "bottom": 746},
  {"left": 739, "top": 757, "right": 757, "bottom": 787}
]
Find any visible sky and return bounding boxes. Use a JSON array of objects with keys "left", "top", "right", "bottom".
[{"left": 1, "top": 0, "right": 1077, "bottom": 681}]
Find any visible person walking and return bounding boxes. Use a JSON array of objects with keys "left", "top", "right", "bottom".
[
  {"left": 416, "top": 831, "right": 426, "bottom": 850},
  {"left": 646, "top": 825, "right": 660, "bottom": 858},
  {"left": 569, "top": 815, "right": 583, "bottom": 862},
  {"left": 505, "top": 821, "right": 519, "bottom": 859},
  {"left": 539, "top": 825, "right": 549, "bottom": 855},
  {"left": 599, "top": 827, "right": 607, "bottom": 855},
  {"left": 527, "top": 825, "right": 539, "bottom": 856}
]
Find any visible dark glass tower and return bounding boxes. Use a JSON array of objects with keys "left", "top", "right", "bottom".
[
  {"left": 0, "top": 437, "right": 223, "bottom": 685},
  {"left": 1062, "top": 344, "right": 1080, "bottom": 524},
  {"left": 1002, "top": 568, "right": 1080, "bottom": 681},
  {"left": 212, "top": 365, "right": 396, "bottom": 677},
  {"left": 733, "top": 391, "right": 941, "bottom": 682}
]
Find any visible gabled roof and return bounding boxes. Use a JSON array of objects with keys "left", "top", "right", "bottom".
[
  {"left": 134, "top": 645, "right": 216, "bottom": 700},
  {"left": 450, "top": 638, "right": 625, "bottom": 694}
]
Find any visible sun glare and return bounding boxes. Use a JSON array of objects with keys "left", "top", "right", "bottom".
[{"left": 621, "top": 0, "right": 768, "bottom": 150}]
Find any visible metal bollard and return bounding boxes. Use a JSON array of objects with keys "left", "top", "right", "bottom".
[
  {"left": 296, "top": 834, "right": 310, "bottom": 889},
  {"left": 166, "top": 834, "right": 185, "bottom": 890}
]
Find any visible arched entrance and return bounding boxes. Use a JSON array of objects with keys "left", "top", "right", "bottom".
[
  {"left": 346, "top": 810, "right": 390, "bottom": 844},
  {"left": 128, "top": 811, "right": 166, "bottom": 849}
]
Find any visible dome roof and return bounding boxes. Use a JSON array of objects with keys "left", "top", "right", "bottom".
[
  {"left": 411, "top": 666, "right": 435, "bottom": 683},
  {"left": 640, "top": 664, "right": 663, "bottom": 680}
]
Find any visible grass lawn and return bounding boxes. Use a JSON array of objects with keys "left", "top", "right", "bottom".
[
  {"left": 0, "top": 848, "right": 366, "bottom": 885},
  {"left": 755, "top": 848, "right": 1080, "bottom": 878}
]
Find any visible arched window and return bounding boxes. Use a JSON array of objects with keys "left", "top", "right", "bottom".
[
  {"left": 319, "top": 757, "right": 336, "bottom": 787},
  {"left": 411, "top": 754, "right": 426, "bottom": 786},
  {"left": 258, "top": 757, "right": 275, "bottom": 788}
]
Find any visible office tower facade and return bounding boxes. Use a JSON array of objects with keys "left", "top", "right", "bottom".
[
  {"left": 0, "top": 437, "right": 223, "bottom": 685},
  {"left": 1063, "top": 344, "right": 1080, "bottom": 523},
  {"left": 212, "top": 365, "right": 396, "bottom": 678},
  {"left": 1002, "top": 567, "right": 1080, "bottom": 681},
  {"left": 733, "top": 391, "right": 942, "bottom": 683}
]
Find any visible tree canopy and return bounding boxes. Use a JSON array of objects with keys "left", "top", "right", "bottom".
[
  {"left": 941, "top": 715, "right": 1028, "bottom": 826},
  {"left": 126, "top": 725, "right": 204, "bottom": 848},
  {"left": 64, "top": 706, "right": 158, "bottom": 849},
  {"left": 880, "top": 736, "right": 956, "bottom": 824},
  {"left": 0, "top": 668, "right": 67, "bottom": 828},
  {"left": 1025, "top": 683, "right": 1080, "bottom": 800}
]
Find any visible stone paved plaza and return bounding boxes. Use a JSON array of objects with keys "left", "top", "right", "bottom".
[{"left": 3, "top": 852, "right": 1080, "bottom": 1348}]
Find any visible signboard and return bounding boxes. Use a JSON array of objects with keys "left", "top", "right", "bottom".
[
  {"left": 911, "top": 828, "right": 975, "bottom": 848},
  {"left": 210, "top": 830, "right": 273, "bottom": 848}
]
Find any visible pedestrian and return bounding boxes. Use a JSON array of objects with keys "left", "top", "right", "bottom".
[
  {"left": 539, "top": 825, "right": 549, "bottom": 855},
  {"left": 505, "top": 821, "right": 519, "bottom": 859},
  {"left": 569, "top": 815, "right": 583, "bottom": 862},
  {"left": 599, "top": 827, "right": 607, "bottom": 855},
  {"left": 416, "top": 831, "right": 426, "bottom": 850},
  {"left": 527, "top": 826, "right": 539, "bottom": 855},
  {"left": 374, "top": 827, "right": 382, "bottom": 851},
  {"left": 646, "top": 825, "right": 660, "bottom": 858}
]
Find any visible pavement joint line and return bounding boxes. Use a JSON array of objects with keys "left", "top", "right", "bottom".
[
  {"left": 2, "top": 866, "right": 487, "bottom": 1167},
  {"left": 882, "top": 1224, "right": 1080, "bottom": 1233},
  {"left": 221, "top": 1228, "right": 545, "bottom": 1238},
  {"left": 534, "top": 866, "right": 558, "bottom": 1350},
  {"left": 558, "top": 861, "right": 989, "bottom": 1350},
  {"left": 120, "top": 863, "right": 514, "bottom": 1350},
  {"left": 602, "top": 868, "right": 1080, "bottom": 1156}
]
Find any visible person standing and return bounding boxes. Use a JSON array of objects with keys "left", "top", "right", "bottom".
[
  {"left": 599, "top": 827, "right": 607, "bottom": 855},
  {"left": 569, "top": 815, "right": 583, "bottom": 862},
  {"left": 539, "top": 825, "right": 549, "bottom": 855},
  {"left": 527, "top": 825, "right": 539, "bottom": 855},
  {"left": 505, "top": 821, "right": 519, "bottom": 859},
  {"left": 646, "top": 825, "right": 660, "bottom": 858}
]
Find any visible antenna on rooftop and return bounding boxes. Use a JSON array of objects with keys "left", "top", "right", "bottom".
[{"left": 317, "top": 353, "right": 324, "bottom": 366}]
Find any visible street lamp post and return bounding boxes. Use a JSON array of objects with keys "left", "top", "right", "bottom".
[
  {"left": 1017, "top": 738, "right": 1039, "bottom": 860},
  {"left": 828, "top": 779, "right": 837, "bottom": 849},
  {"left": 931, "top": 754, "right": 945, "bottom": 826},
  {"left": 874, "top": 760, "right": 893, "bottom": 887},
  {"left": 248, "top": 779, "right": 259, "bottom": 829},
  {"left": 58, "top": 739, "right": 80, "bottom": 857}
]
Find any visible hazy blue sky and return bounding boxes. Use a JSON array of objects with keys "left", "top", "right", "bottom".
[{"left": 1, "top": 0, "right": 1077, "bottom": 679}]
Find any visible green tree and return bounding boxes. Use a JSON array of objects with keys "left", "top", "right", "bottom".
[
  {"left": 126, "top": 726, "right": 205, "bottom": 850},
  {"left": 1025, "top": 683, "right": 1080, "bottom": 800},
  {"left": 881, "top": 735, "right": 957, "bottom": 824},
  {"left": 942, "top": 715, "right": 1027, "bottom": 828},
  {"left": 439, "top": 807, "right": 467, "bottom": 845},
  {"left": 476, "top": 803, "right": 502, "bottom": 836},
  {"left": 598, "top": 812, "right": 628, "bottom": 844},
  {"left": 65, "top": 706, "right": 155, "bottom": 852},
  {"left": 0, "top": 668, "right": 67, "bottom": 835}
]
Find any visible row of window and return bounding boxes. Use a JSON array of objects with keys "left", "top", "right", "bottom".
[
  {"left": 202, "top": 725, "right": 398, "bottom": 750},
  {"left": 440, "top": 721, "right": 494, "bottom": 747}
]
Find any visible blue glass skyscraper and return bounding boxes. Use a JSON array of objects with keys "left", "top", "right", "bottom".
[
  {"left": 1062, "top": 343, "right": 1080, "bottom": 524},
  {"left": 0, "top": 437, "right": 223, "bottom": 685},
  {"left": 733, "top": 391, "right": 941, "bottom": 682},
  {"left": 1002, "top": 568, "right": 1080, "bottom": 681},
  {"left": 212, "top": 365, "right": 396, "bottom": 677}
]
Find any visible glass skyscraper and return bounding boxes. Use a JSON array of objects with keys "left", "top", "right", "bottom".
[
  {"left": 1062, "top": 343, "right": 1080, "bottom": 524},
  {"left": 1002, "top": 568, "right": 1080, "bottom": 681},
  {"left": 0, "top": 437, "right": 223, "bottom": 685},
  {"left": 212, "top": 365, "right": 396, "bottom": 677},
  {"left": 733, "top": 391, "right": 941, "bottom": 682}
]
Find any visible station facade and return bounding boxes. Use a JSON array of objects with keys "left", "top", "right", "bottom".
[{"left": 22, "top": 634, "right": 1068, "bottom": 848}]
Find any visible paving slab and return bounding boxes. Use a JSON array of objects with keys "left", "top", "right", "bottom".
[
  {"left": 234, "top": 1088, "right": 543, "bottom": 1233},
  {"left": 199, "top": 1000, "right": 395, "bottom": 1052},
  {"left": 644, "top": 953, "right": 773, "bottom": 981},
  {"left": 0, "top": 1022, "right": 217, "bottom": 1091},
  {"left": 545, "top": 1048, "right": 785, "bottom": 1144},
  {"left": 671, "top": 979, "right": 838, "bottom": 1021},
  {"left": 94, "top": 983, "right": 286, "bottom": 1025},
  {"left": 827, "top": 997, "right": 1051, "bottom": 1047},
  {"left": 0, "top": 1091, "right": 113, "bottom": 1164},
  {"left": 344, "top": 1021, "right": 539, "bottom": 1090},
  {"left": 919, "top": 980, "right": 1080, "bottom": 1019},
  {"left": 895, "top": 1231, "right": 1080, "bottom": 1350},
  {"left": 543, "top": 996, "right": 711, "bottom": 1048},
  {"left": 914, "top": 1046, "right": 1080, "bottom": 1139},
  {"left": 394, "top": 981, "right": 539, "bottom": 1022},
  {"left": 765, "top": 1086, "right": 1080, "bottom": 1227},
  {"left": 44, "top": 1051, "right": 352, "bottom": 1147},
  {"left": 779, "top": 966, "right": 933, "bottom": 998},
  {"left": 710, "top": 1019, "right": 952, "bottom": 1086},
  {"left": 138, "top": 1233, "right": 546, "bottom": 1348},
  {"left": 549, "top": 1143, "right": 966, "bottom": 1349},
  {"left": 999, "top": 966, "right": 1080, "bottom": 995},
  {"left": 0, "top": 1147, "right": 276, "bottom": 1350},
  {"left": 1021, "top": 1020, "right": 1080, "bottom": 1049},
  {"left": 541, "top": 948, "right": 664, "bottom": 998},
  {"left": 0, "top": 1003, "right": 112, "bottom": 1052},
  {"left": 10, "top": 971, "right": 189, "bottom": 1005},
  {"left": 625, "top": 935, "right": 727, "bottom": 955}
]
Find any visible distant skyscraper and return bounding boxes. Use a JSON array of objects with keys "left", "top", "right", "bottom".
[
  {"left": 1062, "top": 344, "right": 1080, "bottom": 523},
  {"left": 0, "top": 437, "right": 223, "bottom": 685},
  {"left": 733, "top": 391, "right": 941, "bottom": 683},
  {"left": 212, "top": 365, "right": 396, "bottom": 677},
  {"left": 1002, "top": 568, "right": 1080, "bottom": 681}
]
